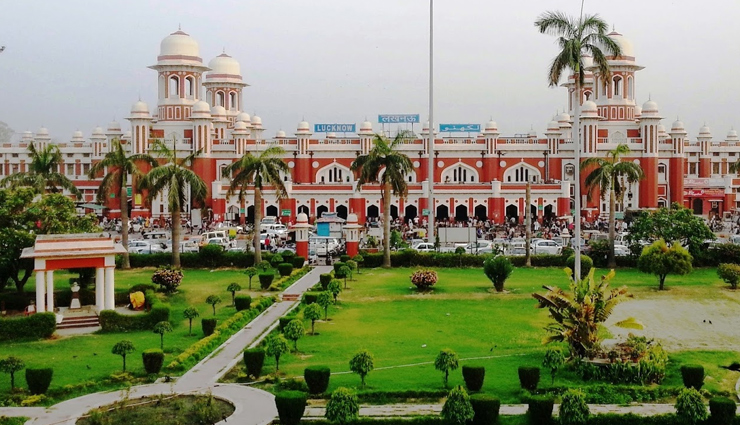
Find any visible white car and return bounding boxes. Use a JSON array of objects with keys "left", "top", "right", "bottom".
[
  {"left": 531, "top": 239, "right": 563, "bottom": 255},
  {"left": 413, "top": 242, "right": 436, "bottom": 252},
  {"left": 128, "top": 240, "right": 166, "bottom": 254},
  {"left": 614, "top": 244, "right": 630, "bottom": 256}
]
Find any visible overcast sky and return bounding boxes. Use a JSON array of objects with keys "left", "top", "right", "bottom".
[{"left": 1, "top": 0, "right": 739, "bottom": 142}]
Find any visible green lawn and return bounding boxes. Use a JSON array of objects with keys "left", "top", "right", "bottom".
[{"left": 250, "top": 266, "right": 738, "bottom": 402}]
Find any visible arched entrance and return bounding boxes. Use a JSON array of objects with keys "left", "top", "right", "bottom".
[
  {"left": 692, "top": 198, "right": 703, "bottom": 215},
  {"left": 474, "top": 205, "right": 487, "bottom": 221},
  {"left": 298, "top": 205, "right": 309, "bottom": 216},
  {"left": 390, "top": 205, "right": 399, "bottom": 220},
  {"left": 246, "top": 205, "right": 255, "bottom": 224},
  {"left": 227, "top": 205, "right": 239, "bottom": 223},
  {"left": 367, "top": 205, "right": 379, "bottom": 219},
  {"left": 317, "top": 205, "right": 328, "bottom": 218},
  {"left": 266, "top": 205, "right": 278, "bottom": 218},
  {"left": 455, "top": 205, "right": 468, "bottom": 222},
  {"left": 527, "top": 205, "right": 537, "bottom": 223},
  {"left": 336, "top": 205, "right": 348, "bottom": 220},
  {"left": 404, "top": 205, "right": 418, "bottom": 223},
  {"left": 436, "top": 205, "right": 449, "bottom": 221},
  {"left": 544, "top": 205, "right": 554, "bottom": 221},
  {"left": 505, "top": 204, "right": 518, "bottom": 224}
]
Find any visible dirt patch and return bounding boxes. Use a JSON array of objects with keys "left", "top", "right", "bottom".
[{"left": 606, "top": 297, "right": 740, "bottom": 351}]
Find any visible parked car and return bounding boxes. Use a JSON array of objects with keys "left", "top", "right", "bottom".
[
  {"left": 204, "top": 237, "right": 230, "bottom": 250},
  {"left": 412, "top": 242, "right": 436, "bottom": 252},
  {"left": 532, "top": 239, "right": 562, "bottom": 255},
  {"left": 614, "top": 244, "right": 630, "bottom": 256},
  {"left": 128, "top": 240, "right": 166, "bottom": 254}
]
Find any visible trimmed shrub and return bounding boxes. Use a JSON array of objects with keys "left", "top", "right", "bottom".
[
  {"left": 201, "top": 318, "right": 217, "bottom": 337},
  {"left": 483, "top": 255, "right": 513, "bottom": 292},
  {"left": 99, "top": 290, "right": 170, "bottom": 332},
  {"left": 243, "top": 348, "right": 266, "bottom": 379},
  {"left": 279, "top": 315, "right": 298, "bottom": 330},
  {"left": 142, "top": 349, "right": 164, "bottom": 374},
  {"left": 304, "top": 366, "right": 331, "bottom": 394},
  {"left": 259, "top": 273, "right": 275, "bottom": 290},
  {"left": 325, "top": 387, "right": 359, "bottom": 425},
  {"left": 680, "top": 364, "right": 705, "bottom": 390},
  {"left": 675, "top": 387, "right": 708, "bottom": 425},
  {"left": 234, "top": 295, "right": 252, "bottom": 312},
  {"left": 717, "top": 263, "right": 740, "bottom": 290},
  {"left": 340, "top": 255, "right": 351, "bottom": 262},
  {"left": 518, "top": 366, "right": 540, "bottom": 391},
  {"left": 151, "top": 266, "right": 183, "bottom": 293},
  {"left": 271, "top": 254, "right": 285, "bottom": 267},
  {"left": 278, "top": 263, "right": 294, "bottom": 277},
  {"left": 334, "top": 262, "right": 347, "bottom": 278},
  {"left": 566, "top": 255, "right": 593, "bottom": 280},
  {"left": 462, "top": 365, "right": 485, "bottom": 392},
  {"left": 320, "top": 273, "right": 333, "bottom": 290},
  {"left": 441, "top": 385, "right": 474, "bottom": 425},
  {"left": 709, "top": 397, "right": 736, "bottom": 425},
  {"left": 303, "top": 292, "right": 321, "bottom": 305},
  {"left": 527, "top": 395, "right": 554, "bottom": 425},
  {"left": 0, "top": 312, "right": 56, "bottom": 341},
  {"left": 25, "top": 368, "right": 53, "bottom": 395},
  {"left": 559, "top": 389, "right": 589, "bottom": 425},
  {"left": 469, "top": 394, "right": 500, "bottom": 425},
  {"left": 199, "top": 244, "right": 224, "bottom": 268},
  {"left": 281, "top": 250, "right": 296, "bottom": 263},
  {"left": 410, "top": 269, "right": 438, "bottom": 290},
  {"left": 292, "top": 256, "right": 306, "bottom": 268},
  {"left": 274, "top": 390, "right": 307, "bottom": 425}
]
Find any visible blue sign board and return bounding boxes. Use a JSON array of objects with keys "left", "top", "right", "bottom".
[
  {"left": 314, "top": 123, "right": 356, "bottom": 133},
  {"left": 378, "top": 114, "right": 420, "bottom": 124},
  {"left": 440, "top": 124, "right": 481, "bottom": 132}
]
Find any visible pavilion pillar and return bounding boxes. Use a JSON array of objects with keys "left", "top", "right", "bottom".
[
  {"left": 96, "top": 267, "right": 105, "bottom": 312},
  {"left": 35, "top": 270, "right": 46, "bottom": 313},
  {"left": 104, "top": 267, "right": 115, "bottom": 310},
  {"left": 45, "top": 270, "right": 54, "bottom": 312}
]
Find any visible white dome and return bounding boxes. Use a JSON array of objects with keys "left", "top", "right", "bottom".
[
  {"left": 297, "top": 121, "right": 310, "bottom": 131},
  {"left": 699, "top": 125, "right": 712, "bottom": 137},
  {"left": 237, "top": 112, "right": 251, "bottom": 123},
  {"left": 671, "top": 120, "right": 684, "bottom": 131},
  {"left": 347, "top": 213, "right": 358, "bottom": 224},
  {"left": 360, "top": 121, "right": 373, "bottom": 131},
  {"left": 423, "top": 121, "right": 430, "bottom": 130},
  {"left": 159, "top": 30, "right": 200, "bottom": 59},
  {"left": 276, "top": 130, "right": 286, "bottom": 138},
  {"left": 192, "top": 101, "right": 210, "bottom": 113},
  {"left": 21, "top": 130, "right": 33, "bottom": 140},
  {"left": 234, "top": 121, "right": 248, "bottom": 130},
  {"left": 36, "top": 127, "right": 49, "bottom": 136},
  {"left": 92, "top": 126, "right": 105, "bottom": 136},
  {"left": 130, "top": 100, "right": 149, "bottom": 115},
  {"left": 557, "top": 112, "right": 571, "bottom": 123},
  {"left": 634, "top": 105, "right": 642, "bottom": 116},
  {"left": 582, "top": 100, "right": 598, "bottom": 112},
  {"left": 296, "top": 212, "right": 308, "bottom": 223},
  {"left": 642, "top": 100, "right": 659, "bottom": 113},
  {"left": 607, "top": 31, "right": 634, "bottom": 57},
  {"left": 72, "top": 130, "right": 84, "bottom": 141},
  {"left": 657, "top": 124, "right": 666, "bottom": 133},
  {"left": 123, "top": 130, "right": 132, "bottom": 139},
  {"left": 207, "top": 53, "right": 241, "bottom": 78},
  {"left": 210, "top": 105, "right": 227, "bottom": 116},
  {"left": 485, "top": 120, "right": 498, "bottom": 130},
  {"left": 727, "top": 129, "right": 738, "bottom": 139},
  {"left": 107, "top": 120, "right": 121, "bottom": 131},
  {"left": 547, "top": 120, "right": 560, "bottom": 130},
  {"left": 252, "top": 115, "right": 262, "bottom": 126}
]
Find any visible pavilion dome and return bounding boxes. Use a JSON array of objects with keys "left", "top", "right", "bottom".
[{"left": 607, "top": 31, "right": 634, "bottom": 57}]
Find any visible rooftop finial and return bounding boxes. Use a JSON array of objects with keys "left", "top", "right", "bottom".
[
  {"left": 648, "top": 93, "right": 652, "bottom": 101},
  {"left": 222, "top": 47, "right": 226, "bottom": 54},
  {"left": 178, "top": 23, "right": 181, "bottom": 31}
]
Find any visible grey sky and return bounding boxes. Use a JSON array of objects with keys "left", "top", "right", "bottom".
[{"left": 1, "top": 0, "right": 739, "bottom": 142}]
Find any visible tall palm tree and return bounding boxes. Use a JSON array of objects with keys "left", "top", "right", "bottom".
[
  {"left": 140, "top": 139, "right": 207, "bottom": 267},
  {"left": 222, "top": 146, "right": 290, "bottom": 265},
  {"left": 88, "top": 139, "right": 158, "bottom": 269},
  {"left": 351, "top": 132, "right": 413, "bottom": 268},
  {"left": 535, "top": 10, "right": 621, "bottom": 279},
  {"left": 730, "top": 159, "right": 740, "bottom": 174},
  {"left": 1, "top": 143, "right": 82, "bottom": 199},
  {"left": 582, "top": 144, "right": 644, "bottom": 268}
]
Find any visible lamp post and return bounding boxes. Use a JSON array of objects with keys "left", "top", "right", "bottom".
[{"left": 426, "top": 0, "right": 435, "bottom": 242}]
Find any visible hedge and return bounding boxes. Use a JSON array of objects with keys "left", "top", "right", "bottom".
[
  {"left": 25, "top": 368, "right": 53, "bottom": 395},
  {"left": 680, "top": 364, "right": 704, "bottom": 390},
  {"left": 99, "top": 290, "right": 170, "bottom": 332},
  {"left": 243, "top": 348, "right": 266, "bottom": 379},
  {"left": 124, "top": 250, "right": 256, "bottom": 269},
  {"left": 319, "top": 273, "right": 333, "bottom": 290},
  {"left": 303, "top": 292, "right": 321, "bottom": 305},
  {"left": 358, "top": 251, "right": 568, "bottom": 268},
  {"left": 0, "top": 312, "right": 56, "bottom": 341},
  {"left": 709, "top": 397, "right": 737, "bottom": 425},
  {"left": 259, "top": 273, "right": 275, "bottom": 289},
  {"left": 278, "top": 263, "right": 294, "bottom": 277},
  {"left": 518, "top": 366, "right": 540, "bottom": 391},
  {"left": 275, "top": 391, "right": 307, "bottom": 425},
  {"left": 304, "top": 366, "right": 331, "bottom": 394},
  {"left": 302, "top": 417, "right": 740, "bottom": 425},
  {"left": 462, "top": 365, "right": 485, "bottom": 392},
  {"left": 271, "top": 267, "right": 311, "bottom": 291},
  {"left": 292, "top": 256, "right": 306, "bottom": 268},
  {"left": 469, "top": 394, "right": 500, "bottom": 425},
  {"left": 202, "top": 318, "right": 217, "bottom": 337},
  {"left": 234, "top": 295, "right": 252, "bottom": 312},
  {"left": 142, "top": 349, "right": 165, "bottom": 374},
  {"left": 166, "top": 296, "right": 276, "bottom": 371},
  {"left": 527, "top": 395, "right": 554, "bottom": 425}
]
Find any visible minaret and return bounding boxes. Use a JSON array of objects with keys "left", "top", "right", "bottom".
[
  {"left": 591, "top": 31, "right": 645, "bottom": 122},
  {"left": 204, "top": 52, "right": 248, "bottom": 125},
  {"left": 668, "top": 119, "right": 687, "bottom": 205},
  {"left": 191, "top": 101, "right": 213, "bottom": 154},
  {"left": 35, "top": 127, "right": 51, "bottom": 151},
  {"left": 295, "top": 121, "right": 312, "bottom": 184},
  {"left": 638, "top": 100, "right": 662, "bottom": 208},
  {"left": 580, "top": 100, "right": 601, "bottom": 211},
  {"left": 127, "top": 101, "right": 153, "bottom": 155},
  {"left": 105, "top": 120, "right": 123, "bottom": 152},
  {"left": 697, "top": 125, "right": 712, "bottom": 178},
  {"left": 90, "top": 126, "right": 106, "bottom": 159}
]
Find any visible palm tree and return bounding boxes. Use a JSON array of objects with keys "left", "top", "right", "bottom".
[
  {"left": 535, "top": 10, "right": 621, "bottom": 279},
  {"left": 351, "top": 132, "right": 413, "bottom": 268},
  {"left": 1, "top": 143, "right": 82, "bottom": 199},
  {"left": 222, "top": 146, "right": 289, "bottom": 265},
  {"left": 581, "top": 144, "right": 644, "bottom": 268},
  {"left": 88, "top": 139, "right": 158, "bottom": 269},
  {"left": 730, "top": 159, "right": 740, "bottom": 174},
  {"left": 140, "top": 139, "right": 207, "bottom": 267}
]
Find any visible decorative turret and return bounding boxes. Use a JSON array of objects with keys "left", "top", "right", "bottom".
[
  {"left": 343, "top": 213, "right": 362, "bottom": 257},
  {"left": 35, "top": 127, "right": 51, "bottom": 150},
  {"left": 91, "top": 126, "right": 106, "bottom": 157},
  {"left": 580, "top": 100, "right": 600, "bottom": 156},
  {"left": 291, "top": 213, "right": 311, "bottom": 260},
  {"left": 639, "top": 100, "right": 662, "bottom": 156},
  {"left": 127, "top": 100, "right": 153, "bottom": 155},
  {"left": 191, "top": 101, "right": 213, "bottom": 154},
  {"left": 204, "top": 52, "right": 248, "bottom": 123},
  {"left": 295, "top": 120, "right": 312, "bottom": 155},
  {"left": 483, "top": 119, "right": 499, "bottom": 156}
]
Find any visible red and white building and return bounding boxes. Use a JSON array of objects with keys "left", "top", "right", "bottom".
[{"left": 2, "top": 29, "right": 739, "bottom": 224}]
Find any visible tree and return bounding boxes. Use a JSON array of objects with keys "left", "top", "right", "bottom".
[
  {"left": 533, "top": 269, "right": 630, "bottom": 358},
  {"left": 222, "top": 146, "right": 290, "bottom": 265},
  {"left": 559, "top": 389, "right": 590, "bottom": 425},
  {"left": 349, "top": 350, "right": 374, "bottom": 387},
  {"left": 183, "top": 307, "right": 199, "bottom": 336},
  {"left": 140, "top": 139, "right": 207, "bottom": 268},
  {"left": 338, "top": 265, "right": 351, "bottom": 289},
  {"left": 352, "top": 255, "right": 363, "bottom": 274},
  {"left": 227, "top": 282, "right": 242, "bottom": 306},
  {"left": 351, "top": 132, "right": 413, "bottom": 268},
  {"left": 483, "top": 255, "right": 514, "bottom": 292},
  {"left": 717, "top": 263, "right": 740, "bottom": 290},
  {"left": 111, "top": 340, "right": 136, "bottom": 372},
  {"left": 345, "top": 260, "right": 357, "bottom": 280},
  {"left": 283, "top": 319, "right": 305, "bottom": 351},
  {"left": 327, "top": 279, "right": 342, "bottom": 304},
  {"left": 1, "top": 143, "right": 82, "bottom": 199},
  {"left": 325, "top": 387, "right": 359, "bottom": 425},
  {"left": 88, "top": 139, "right": 158, "bottom": 269},
  {"left": 536, "top": 10, "right": 621, "bottom": 280},
  {"left": 581, "top": 144, "right": 645, "bottom": 268},
  {"left": 245, "top": 267, "right": 258, "bottom": 290},
  {"left": 542, "top": 347, "right": 566, "bottom": 385},
  {"left": 266, "top": 334, "right": 290, "bottom": 372},
  {"left": 637, "top": 239, "right": 693, "bottom": 290},
  {"left": 304, "top": 303, "right": 323, "bottom": 335},
  {"left": 675, "top": 388, "right": 708, "bottom": 425},
  {"left": 455, "top": 246, "right": 466, "bottom": 267},
  {"left": 153, "top": 321, "right": 173, "bottom": 350},
  {"left": 627, "top": 204, "right": 714, "bottom": 257},
  {"left": 441, "top": 386, "right": 474, "bottom": 425},
  {"left": 205, "top": 295, "right": 222, "bottom": 315},
  {"left": 317, "top": 291, "right": 332, "bottom": 320},
  {"left": 434, "top": 349, "right": 460, "bottom": 387},
  {"left": 0, "top": 356, "right": 25, "bottom": 390}
]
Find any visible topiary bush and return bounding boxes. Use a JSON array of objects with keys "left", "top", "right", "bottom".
[
  {"left": 278, "top": 263, "right": 294, "bottom": 277},
  {"left": 410, "top": 269, "right": 438, "bottom": 290},
  {"left": 469, "top": 394, "right": 500, "bottom": 425},
  {"left": 340, "top": 255, "right": 351, "bottom": 262},
  {"left": 259, "top": 273, "right": 275, "bottom": 290},
  {"left": 292, "top": 256, "right": 306, "bottom": 268},
  {"left": 441, "top": 385, "right": 474, "bottom": 425},
  {"left": 303, "top": 292, "right": 321, "bottom": 305},
  {"left": 559, "top": 389, "right": 589, "bottom": 425},
  {"left": 243, "top": 348, "right": 266, "bottom": 379},
  {"left": 462, "top": 365, "right": 485, "bottom": 392},
  {"left": 325, "top": 387, "right": 359, "bottom": 425},
  {"left": 709, "top": 396, "right": 736, "bottom": 425},
  {"left": 234, "top": 295, "right": 252, "bottom": 312},
  {"left": 675, "top": 387, "right": 708, "bottom": 425},
  {"left": 25, "top": 368, "right": 53, "bottom": 395},
  {"left": 201, "top": 318, "right": 217, "bottom": 337},
  {"left": 717, "top": 263, "right": 740, "bottom": 290},
  {"left": 320, "top": 273, "right": 333, "bottom": 290},
  {"left": 279, "top": 315, "right": 298, "bottom": 330},
  {"left": 199, "top": 244, "right": 224, "bottom": 268},
  {"left": 142, "top": 349, "right": 164, "bottom": 374},
  {"left": 566, "top": 254, "right": 593, "bottom": 281},
  {"left": 518, "top": 366, "right": 540, "bottom": 391},
  {"left": 527, "top": 395, "right": 554, "bottom": 425},
  {"left": 151, "top": 266, "right": 183, "bottom": 294},
  {"left": 274, "top": 390, "right": 307, "bottom": 425},
  {"left": 304, "top": 366, "right": 331, "bottom": 394},
  {"left": 281, "top": 250, "right": 296, "bottom": 263},
  {"left": 271, "top": 254, "right": 285, "bottom": 267},
  {"left": 680, "top": 364, "right": 705, "bottom": 390}
]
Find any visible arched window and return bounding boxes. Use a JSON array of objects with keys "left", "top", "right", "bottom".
[
  {"left": 169, "top": 76, "right": 180, "bottom": 98},
  {"left": 216, "top": 91, "right": 225, "bottom": 107},
  {"left": 229, "top": 92, "right": 237, "bottom": 110},
  {"left": 627, "top": 77, "right": 634, "bottom": 100},
  {"left": 584, "top": 91, "right": 592, "bottom": 101},
  {"left": 185, "top": 76, "right": 195, "bottom": 97},
  {"left": 613, "top": 76, "right": 622, "bottom": 97},
  {"left": 317, "top": 164, "right": 352, "bottom": 184},
  {"left": 441, "top": 163, "right": 478, "bottom": 183},
  {"left": 503, "top": 164, "right": 541, "bottom": 183}
]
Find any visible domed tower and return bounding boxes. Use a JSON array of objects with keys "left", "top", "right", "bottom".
[
  {"left": 127, "top": 100, "right": 153, "bottom": 155},
  {"left": 668, "top": 119, "right": 688, "bottom": 204},
  {"left": 91, "top": 126, "right": 106, "bottom": 158},
  {"left": 294, "top": 121, "right": 313, "bottom": 184},
  {"left": 191, "top": 101, "right": 213, "bottom": 154},
  {"left": 204, "top": 52, "right": 248, "bottom": 125},
  {"left": 35, "top": 127, "right": 51, "bottom": 151},
  {"left": 638, "top": 100, "right": 662, "bottom": 208},
  {"left": 149, "top": 29, "right": 209, "bottom": 122},
  {"left": 697, "top": 124, "right": 713, "bottom": 178},
  {"left": 580, "top": 100, "right": 600, "bottom": 157},
  {"left": 105, "top": 120, "right": 123, "bottom": 152}
]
